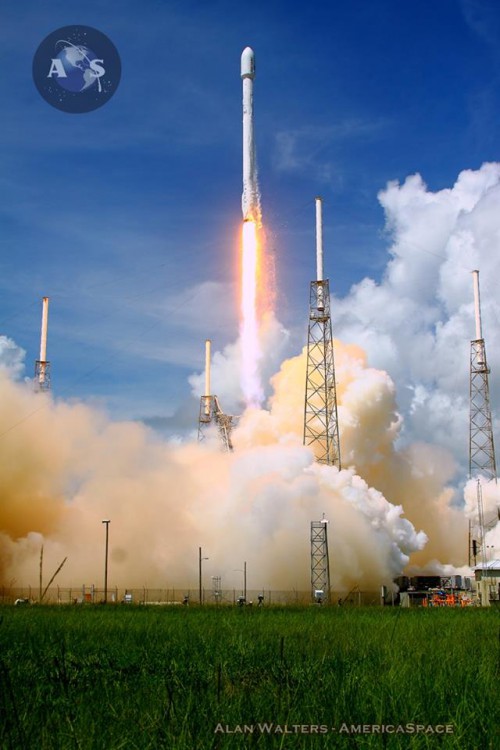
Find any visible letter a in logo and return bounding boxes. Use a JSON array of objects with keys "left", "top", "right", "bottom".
[{"left": 47, "top": 59, "right": 67, "bottom": 78}]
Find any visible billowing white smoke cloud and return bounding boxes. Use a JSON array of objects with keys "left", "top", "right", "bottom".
[
  {"left": 336, "top": 163, "right": 500, "bottom": 472},
  {"left": 0, "top": 335, "right": 25, "bottom": 380}
]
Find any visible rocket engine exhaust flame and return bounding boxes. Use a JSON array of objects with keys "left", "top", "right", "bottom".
[{"left": 240, "top": 219, "right": 263, "bottom": 406}]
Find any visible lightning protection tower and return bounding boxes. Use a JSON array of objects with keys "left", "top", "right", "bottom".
[
  {"left": 34, "top": 296, "right": 51, "bottom": 392},
  {"left": 311, "top": 515, "right": 331, "bottom": 603},
  {"left": 198, "top": 339, "right": 235, "bottom": 452},
  {"left": 303, "top": 197, "right": 341, "bottom": 467},
  {"left": 468, "top": 270, "right": 498, "bottom": 566}
]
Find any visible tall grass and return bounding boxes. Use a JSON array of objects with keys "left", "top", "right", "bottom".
[{"left": 0, "top": 605, "right": 497, "bottom": 748}]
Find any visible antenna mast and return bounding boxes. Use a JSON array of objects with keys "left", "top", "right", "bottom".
[{"left": 34, "top": 297, "right": 51, "bottom": 392}]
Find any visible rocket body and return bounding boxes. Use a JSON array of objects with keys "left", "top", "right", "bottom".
[{"left": 241, "top": 47, "right": 258, "bottom": 220}]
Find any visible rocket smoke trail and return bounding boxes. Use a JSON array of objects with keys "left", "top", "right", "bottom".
[{"left": 240, "top": 219, "right": 263, "bottom": 406}]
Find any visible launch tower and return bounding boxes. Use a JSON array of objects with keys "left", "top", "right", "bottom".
[
  {"left": 34, "top": 296, "right": 51, "bottom": 392},
  {"left": 197, "top": 339, "right": 235, "bottom": 452},
  {"left": 468, "top": 270, "right": 498, "bottom": 566},
  {"left": 303, "top": 198, "right": 341, "bottom": 467}
]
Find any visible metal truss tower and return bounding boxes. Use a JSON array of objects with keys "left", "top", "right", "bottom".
[
  {"left": 469, "top": 340, "right": 496, "bottom": 480},
  {"left": 303, "top": 198, "right": 341, "bottom": 467},
  {"left": 34, "top": 297, "right": 51, "bottom": 392},
  {"left": 311, "top": 516, "right": 331, "bottom": 603},
  {"left": 468, "top": 271, "right": 498, "bottom": 565},
  {"left": 197, "top": 340, "right": 235, "bottom": 452},
  {"left": 198, "top": 394, "right": 234, "bottom": 452}
]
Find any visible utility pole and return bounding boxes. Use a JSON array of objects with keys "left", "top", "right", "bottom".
[
  {"left": 198, "top": 547, "right": 208, "bottom": 605},
  {"left": 102, "top": 520, "right": 110, "bottom": 604}
]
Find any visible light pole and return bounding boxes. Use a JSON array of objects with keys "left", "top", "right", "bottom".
[
  {"left": 486, "top": 546, "right": 497, "bottom": 588},
  {"left": 102, "top": 519, "right": 110, "bottom": 604},
  {"left": 322, "top": 513, "right": 331, "bottom": 604},
  {"left": 199, "top": 547, "right": 209, "bottom": 604}
]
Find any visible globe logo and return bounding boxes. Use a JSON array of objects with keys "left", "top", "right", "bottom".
[
  {"left": 33, "top": 26, "right": 121, "bottom": 113},
  {"left": 52, "top": 41, "right": 104, "bottom": 93}
]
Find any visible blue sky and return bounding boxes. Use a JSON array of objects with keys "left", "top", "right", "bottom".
[{"left": 1, "top": 0, "right": 500, "bottom": 434}]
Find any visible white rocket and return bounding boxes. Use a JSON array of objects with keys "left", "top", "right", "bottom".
[{"left": 241, "top": 46, "right": 258, "bottom": 220}]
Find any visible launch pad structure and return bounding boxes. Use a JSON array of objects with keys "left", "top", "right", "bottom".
[
  {"left": 197, "top": 339, "right": 235, "bottom": 452},
  {"left": 468, "top": 271, "right": 498, "bottom": 574},
  {"left": 34, "top": 296, "right": 51, "bottom": 392},
  {"left": 303, "top": 198, "right": 341, "bottom": 467}
]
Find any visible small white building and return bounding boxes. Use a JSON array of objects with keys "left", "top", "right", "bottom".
[{"left": 474, "top": 559, "right": 500, "bottom": 606}]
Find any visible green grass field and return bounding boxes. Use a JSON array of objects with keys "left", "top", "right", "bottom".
[{"left": 0, "top": 605, "right": 498, "bottom": 749}]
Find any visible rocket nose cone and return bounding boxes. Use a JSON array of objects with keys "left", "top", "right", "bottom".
[{"left": 241, "top": 46, "right": 255, "bottom": 79}]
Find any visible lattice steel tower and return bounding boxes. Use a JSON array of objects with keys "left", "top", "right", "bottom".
[
  {"left": 303, "top": 197, "right": 341, "bottom": 467},
  {"left": 34, "top": 296, "right": 51, "bottom": 392},
  {"left": 311, "top": 515, "right": 331, "bottom": 603},
  {"left": 468, "top": 271, "right": 497, "bottom": 565},
  {"left": 198, "top": 339, "right": 235, "bottom": 452}
]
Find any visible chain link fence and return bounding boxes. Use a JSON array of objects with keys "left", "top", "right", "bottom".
[{"left": 0, "top": 585, "right": 381, "bottom": 606}]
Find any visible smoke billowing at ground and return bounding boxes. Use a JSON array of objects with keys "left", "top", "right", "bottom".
[{"left": 0, "top": 327, "right": 467, "bottom": 593}]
